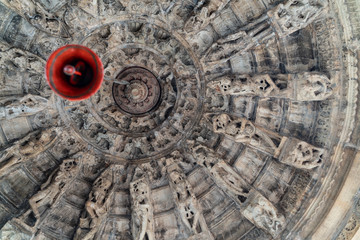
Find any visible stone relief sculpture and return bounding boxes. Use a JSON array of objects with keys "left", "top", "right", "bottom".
[
  {"left": 18, "top": 128, "right": 56, "bottom": 156},
  {"left": 1, "top": 0, "right": 69, "bottom": 37},
  {"left": 32, "top": 153, "right": 106, "bottom": 239},
  {"left": 86, "top": 170, "right": 113, "bottom": 219},
  {"left": 205, "top": 18, "right": 273, "bottom": 63},
  {"left": 208, "top": 72, "right": 336, "bottom": 101},
  {"left": 78, "top": 169, "right": 113, "bottom": 240},
  {"left": 165, "top": 154, "right": 212, "bottom": 238},
  {"left": 242, "top": 193, "right": 286, "bottom": 238},
  {"left": 0, "top": 43, "right": 49, "bottom": 97},
  {"left": 278, "top": 138, "right": 324, "bottom": 169},
  {"left": 190, "top": 143, "right": 287, "bottom": 237},
  {"left": 211, "top": 113, "right": 282, "bottom": 155},
  {"left": 210, "top": 113, "right": 325, "bottom": 169},
  {"left": 210, "top": 161, "right": 251, "bottom": 203},
  {"left": 268, "top": 0, "right": 328, "bottom": 37},
  {"left": 130, "top": 176, "right": 155, "bottom": 240},
  {"left": 0, "top": 127, "right": 57, "bottom": 172},
  {"left": 191, "top": 145, "right": 251, "bottom": 204},
  {"left": 294, "top": 72, "right": 335, "bottom": 101}
]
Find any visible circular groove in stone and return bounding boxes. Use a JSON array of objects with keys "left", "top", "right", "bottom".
[{"left": 112, "top": 67, "right": 161, "bottom": 115}]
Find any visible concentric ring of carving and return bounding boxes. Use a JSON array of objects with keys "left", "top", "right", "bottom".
[
  {"left": 113, "top": 67, "right": 161, "bottom": 115},
  {"left": 57, "top": 20, "right": 203, "bottom": 161}
]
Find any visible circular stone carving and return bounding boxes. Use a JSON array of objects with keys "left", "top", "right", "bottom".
[
  {"left": 113, "top": 67, "right": 161, "bottom": 115},
  {"left": 57, "top": 21, "right": 203, "bottom": 161}
]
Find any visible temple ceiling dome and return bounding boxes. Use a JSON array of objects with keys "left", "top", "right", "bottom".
[{"left": 0, "top": 0, "right": 360, "bottom": 239}]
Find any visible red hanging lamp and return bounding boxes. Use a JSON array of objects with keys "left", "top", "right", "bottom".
[{"left": 45, "top": 44, "right": 104, "bottom": 101}]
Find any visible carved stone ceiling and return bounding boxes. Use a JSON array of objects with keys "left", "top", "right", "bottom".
[{"left": 0, "top": 0, "right": 360, "bottom": 240}]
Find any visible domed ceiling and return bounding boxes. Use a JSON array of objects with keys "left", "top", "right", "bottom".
[{"left": 0, "top": 0, "right": 360, "bottom": 239}]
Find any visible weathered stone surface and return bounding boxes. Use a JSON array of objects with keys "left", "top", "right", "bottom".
[{"left": 0, "top": 0, "right": 359, "bottom": 240}]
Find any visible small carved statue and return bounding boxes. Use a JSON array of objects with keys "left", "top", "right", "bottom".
[
  {"left": 280, "top": 140, "right": 324, "bottom": 169},
  {"left": 212, "top": 114, "right": 256, "bottom": 143},
  {"left": 242, "top": 194, "right": 285, "bottom": 237}
]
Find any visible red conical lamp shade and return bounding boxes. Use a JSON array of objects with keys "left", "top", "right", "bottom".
[{"left": 46, "top": 44, "right": 103, "bottom": 101}]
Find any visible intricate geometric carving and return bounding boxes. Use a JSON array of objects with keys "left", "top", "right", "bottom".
[
  {"left": 113, "top": 67, "right": 161, "bottom": 115},
  {"left": 57, "top": 20, "right": 203, "bottom": 161}
]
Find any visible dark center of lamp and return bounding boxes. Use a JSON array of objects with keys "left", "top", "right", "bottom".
[{"left": 45, "top": 44, "right": 104, "bottom": 101}]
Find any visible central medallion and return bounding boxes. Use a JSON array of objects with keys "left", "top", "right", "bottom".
[{"left": 112, "top": 67, "right": 161, "bottom": 115}]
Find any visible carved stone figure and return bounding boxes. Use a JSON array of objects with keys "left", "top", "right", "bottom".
[
  {"left": 191, "top": 145, "right": 219, "bottom": 169},
  {"left": 127, "top": 0, "right": 159, "bottom": 15},
  {"left": 191, "top": 144, "right": 251, "bottom": 204},
  {"left": 82, "top": 169, "right": 113, "bottom": 240},
  {"left": 212, "top": 114, "right": 256, "bottom": 144},
  {"left": 130, "top": 177, "right": 155, "bottom": 240},
  {"left": 208, "top": 72, "right": 335, "bottom": 101},
  {"left": 211, "top": 113, "right": 286, "bottom": 156},
  {"left": 168, "top": 168, "right": 199, "bottom": 233},
  {"left": 85, "top": 170, "right": 113, "bottom": 220},
  {"left": 2, "top": 0, "right": 69, "bottom": 37},
  {"left": 279, "top": 138, "right": 324, "bottom": 169},
  {"left": 242, "top": 193, "right": 285, "bottom": 238},
  {"left": 165, "top": 153, "right": 213, "bottom": 238},
  {"left": 205, "top": 18, "right": 273, "bottom": 63},
  {"left": 0, "top": 43, "right": 49, "bottom": 97},
  {"left": 0, "top": 128, "right": 57, "bottom": 169}
]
